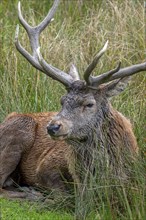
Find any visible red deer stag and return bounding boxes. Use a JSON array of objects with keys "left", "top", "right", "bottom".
[{"left": 0, "top": 0, "right": 145, "bottom": 199}]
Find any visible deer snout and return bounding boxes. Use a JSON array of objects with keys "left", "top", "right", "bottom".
[
  {"left": 47, "top": 117, "right": 73, "bottom": 139},
  {"left": 47, "top": 123, "right": 61, "bottom": 136}
]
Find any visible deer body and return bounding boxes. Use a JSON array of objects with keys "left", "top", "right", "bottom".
[
  {"left": 0, "top": 112, "right": 72, "bottom": 191},
  {"left": 0, "top": 0, "right": 145, "bottom": 199},
  {"left": 0, "top": 81, "right": 138, "bottom": 191}
]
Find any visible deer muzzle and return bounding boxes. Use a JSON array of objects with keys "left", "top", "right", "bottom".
[
  {"left": 47, "top": 116, "right": 72, "bottom": 139},
  {"left": 47, "top": 124, "right": 61, "bottom": 136}
]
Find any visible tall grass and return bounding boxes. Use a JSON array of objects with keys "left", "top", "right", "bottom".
[{"left": 0, "top": 0, "right": 145, "bottom": 219}]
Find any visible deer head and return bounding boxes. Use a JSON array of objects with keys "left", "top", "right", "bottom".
[{"left": 15, "top": 0, "right": 146, "bottom": 143}]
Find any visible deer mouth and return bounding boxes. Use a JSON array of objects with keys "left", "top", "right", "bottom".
[{"left": 50, "top": 133, "right": 69, "bottom": 140}]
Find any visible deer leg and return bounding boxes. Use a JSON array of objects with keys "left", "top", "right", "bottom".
[
  {"left": 0, "top": 144, "right": 23, "bottom": 187},
  {"left": 36, "top": 164, "right": 67, "bottom": 191},
  {"left": 36, "top": 155, "right": 70, "bottom": 192},
  {"left": 0, "top": 186, "right": 44, "bottom": 201},
  {"left": 0, "top": 187, "right": 27, "bottom": 199}
]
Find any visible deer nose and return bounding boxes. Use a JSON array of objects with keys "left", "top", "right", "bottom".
[{"left": 47, "top": 124, "right": 61, "bottom": 136}]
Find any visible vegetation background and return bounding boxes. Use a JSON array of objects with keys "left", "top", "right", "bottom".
[{"left": 0, "top": 0, "right": 145, "bottom": 219}]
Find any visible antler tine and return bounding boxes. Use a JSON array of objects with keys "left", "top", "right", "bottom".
[
  {"left": 15, "top": 0, "right": 74, "bottom": 87},
  {"left": 17, "top": 0, "right": 60, "bottom": 58},
  {"left": 84, "top": 41, "right": 108, "bottom": 85},
  {"left": 17, "top": 1, "right": 31, "bottom": 33},
  {"left": 37, "top": 0, "right": 60, "bottom": 33},
  {"left": 89, "top": 61, "right": 121, "bottom": 87},
  {"left": 15, "top": 24, "right": 43, "bottom": 71},
  {"left": 91, "top": 62, "right": 146, "bottom": 86},
  {"left": 69, "top": 64, "right": 80, "bottom": 81},
  {"left": 36, "top": 48, "right": 74, "bottom": 86}
]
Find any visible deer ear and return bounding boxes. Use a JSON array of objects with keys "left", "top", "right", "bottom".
[{"left": 105, "top": 77, "right": 131, "bottom": 98}]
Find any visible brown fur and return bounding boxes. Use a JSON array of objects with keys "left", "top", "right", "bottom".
[
  {"left": 0, "top": 86, "right": 138, "bottom": 198},
  {"left": 0, "top": 112, "right": 73, "bottom": 193}
]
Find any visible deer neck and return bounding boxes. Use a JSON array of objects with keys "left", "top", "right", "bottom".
[
  {"left": 66, "top": 102, "right": 131, "bottom": 179},
  {"left": 66, "top": 106, "right": 111, "bottom": 176}
]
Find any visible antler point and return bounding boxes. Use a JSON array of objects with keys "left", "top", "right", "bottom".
[
  {"left": 103, "top": 40, "right": 109, "bottom": 51},
  {"left": 18, "top": 1, "right": 21, "bottom": 9}
]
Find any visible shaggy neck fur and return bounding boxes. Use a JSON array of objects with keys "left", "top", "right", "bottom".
[{"left": 67, "top": 102, "right": 138, "bottom": 182}]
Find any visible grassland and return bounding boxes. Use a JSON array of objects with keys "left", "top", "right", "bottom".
[
  {"left": 0, "top": 198, "right": 73, "bottom": 220},
  {"left": 0, "top": 0, "right": 146, "bottom": 219}
]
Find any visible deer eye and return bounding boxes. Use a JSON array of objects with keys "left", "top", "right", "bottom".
[{"left": 86, "top": 103, "right": 94, "bottom": 108}]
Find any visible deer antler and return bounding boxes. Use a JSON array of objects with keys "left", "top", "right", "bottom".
[
  {"left": 91, "top": 62, "right": 146, "bottom": 86},
  {"left": 15, "top": 0, "right": 75, "bottom": 87},
  {"left": 15, "top": 1, "right": 146, "bottom": 88},
  {"left": 84, "top": 41, "right": 109, "bottom": 85},
  {"left": 84, "top": 42, "right": 146, "bottom": 87}
]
